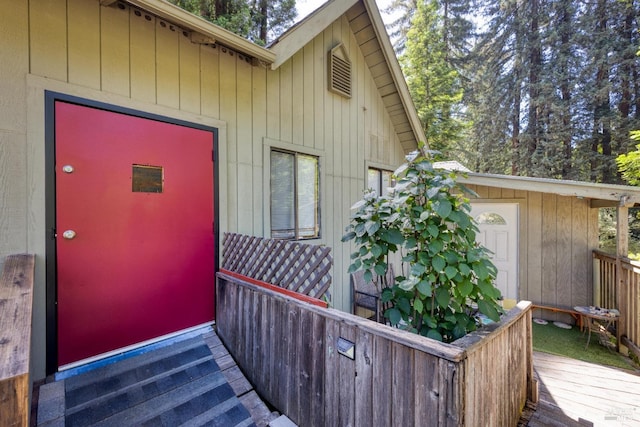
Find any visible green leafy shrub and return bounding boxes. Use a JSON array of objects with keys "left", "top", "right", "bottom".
[{"left": 342, "top": 146, "right": 503, "bottom": 342}]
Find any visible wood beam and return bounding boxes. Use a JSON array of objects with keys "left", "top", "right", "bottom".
[
  {"left": 590, "top": 199, "right": 617, "bottom": 208},
  {"left": 459, "top": 173, "right": 640, "bottom": 204},
  {"left": 190, "top": 32, "right": 216, "bottom": 45}
]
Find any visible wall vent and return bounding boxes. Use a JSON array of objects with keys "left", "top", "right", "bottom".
[{"left": 328, "top": 44, "right": 352, "bottom": 98}]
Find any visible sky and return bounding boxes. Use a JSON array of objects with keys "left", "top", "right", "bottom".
[{"left": 295, "top": 0, "right": 397, "bottom": 26}]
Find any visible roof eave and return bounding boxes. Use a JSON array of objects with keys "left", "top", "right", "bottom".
[
  {"left": 459, "top": 172, "right": 640, "bottom": 205},
  {"left": 269, "top": 0, "right": 359, "bottom": 70},
  {"left": 124, "top": 0, "right": 426, "bottom": 151},
  {"left": 122, "top": 0, "right": 276, "bottom": 64}
]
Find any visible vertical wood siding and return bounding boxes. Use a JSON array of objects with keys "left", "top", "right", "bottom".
[
  {"left": 0, "top": 2, "right": 29, "bottom": 269},
  {"left": 466, "top": 185, "right": 598, "bottom": 320},
  {"left": 1, "top": 1, "right": 407, "bottom": 315}
]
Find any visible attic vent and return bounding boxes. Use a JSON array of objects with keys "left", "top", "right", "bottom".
[{"left": 329, "top": 44, "right": 352, "bottom": 98}]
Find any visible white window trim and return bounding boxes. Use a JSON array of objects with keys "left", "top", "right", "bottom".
[{"left": 263, "top": 138, "right": 325, "bottom": 241}]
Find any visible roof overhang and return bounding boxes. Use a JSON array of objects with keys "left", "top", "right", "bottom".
[
  {"left": 458, "top": 172, "right": 640, "bottom": 207},
  {"left": 113, "top": 0, "right": 276, "bottom": 64},
  {"left": 360, "top": 0, "right": 426, "bottom": 151},
  {"left": 268, "top": 0, "right": 360, "bottom": 69}
]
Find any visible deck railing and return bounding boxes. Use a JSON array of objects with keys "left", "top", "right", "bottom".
[
  {"left": 0, "top": 254, "right": 35, "bottom": 427},
  {"left": 216, "top": 271, "right": 536, "bottom": 426},
  {"left": 593, "top": 250, "right": 640, "bottom": 354}
]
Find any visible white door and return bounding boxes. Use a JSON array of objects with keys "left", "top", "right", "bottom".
[{"left": 470, "top": 203, "right": 518, "bottom": 301}]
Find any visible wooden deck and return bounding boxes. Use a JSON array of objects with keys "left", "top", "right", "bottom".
[{"left": 527, "top": 351, "right": 640, "bottom": 426}]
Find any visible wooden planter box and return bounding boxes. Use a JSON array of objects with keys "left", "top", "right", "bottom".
[{"left": 216, "top": 271, "right": 537, "bottom": 426}]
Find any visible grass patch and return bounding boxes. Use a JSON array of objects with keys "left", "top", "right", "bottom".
[{"left": 532, "top": 321, "right": 638, "bottom": 371}]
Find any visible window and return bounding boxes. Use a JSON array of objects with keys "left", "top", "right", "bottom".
[
  {"left": 368, "top": 167, "right": 394, "bottom": 196},
  {"left": 475, "top": 212, "right": 507, "bottom": 225},
  {"left": 270, "top": 150, "right": 320, "bottom": 240}
]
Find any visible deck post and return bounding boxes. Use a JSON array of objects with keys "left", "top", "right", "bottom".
[
  {"left": 592, "top": 256, "right": 601, "bottom": 307},
  {"left": 0, "top": 254, "right": 35, "bottom": 427},
  {"left": 616, "top": 202, "right": 629, "bottom": 351}
]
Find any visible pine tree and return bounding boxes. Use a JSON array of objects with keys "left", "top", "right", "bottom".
[
  {"left": 464, "top": 0, "right": 639, "bottom": 182},
  {"left": 464, "top": 0, "right": 526, "bottom": 174},
  {"left": 250, "top": 0, "right": 296, "bottom": 46},
  {"left": 384, "top": 0, "right": 418, "bottom": 55},
  {"left": 553, "top": 0, "right": 576, "bottom": 179},
  {"left": 400, "top": 0, "right": 468, "bottom": 160},
  {"left": 167, "top": 0, "right": 295, "bottom": 45}
]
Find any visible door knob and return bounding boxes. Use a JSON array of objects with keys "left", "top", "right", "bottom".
[{"left": 63, "top": 230, "right": 77, "bottom": 240}]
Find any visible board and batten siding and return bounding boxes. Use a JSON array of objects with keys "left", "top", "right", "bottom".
[
  {"left": 0, "top": 0, "right": 406, "bottom": 378},
  {"left": 465, "top": 184, "right": 599, "bottom": 319}
]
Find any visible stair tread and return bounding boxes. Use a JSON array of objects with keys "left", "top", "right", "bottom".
[
  {"left": 65, "top": 336, "right": 206, "bottom": 391},
  {"left": 35, "top": 330, "right": 264, "bottom": 427},
  {"left": 66, "top": 355, "right": 219, "bottom": 419},
  {"left": 66, "top": 341, "right": 215, "bottom": 409}
]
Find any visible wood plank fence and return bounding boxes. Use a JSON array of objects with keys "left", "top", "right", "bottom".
[
  {"left": 216, "top": 271, "right": 537, "bottom": 426},
  {"left": 0, "top": 254, "right": 35, "bottom": 427},
  {"left": 221, "top": 232, "right": 332, "bottom": 300},
  {"left": 593, "top": 250, "right": 640, "bottom": 357}
]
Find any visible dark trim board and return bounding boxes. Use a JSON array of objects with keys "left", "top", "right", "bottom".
[
  {"left": 44, "top": 91, "right": 220, "bottom": 375},
  {"left": 44, "top": 92, "right": 58, "bottom": 376}
]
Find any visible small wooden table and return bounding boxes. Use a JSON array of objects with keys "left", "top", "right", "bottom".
[{"left": 573, "top": 306, "right": 620, "bottom": 350}]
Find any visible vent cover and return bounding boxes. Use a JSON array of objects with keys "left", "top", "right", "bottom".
[{"left": 329, "top": 44, "right": 352, "bottom": 98}]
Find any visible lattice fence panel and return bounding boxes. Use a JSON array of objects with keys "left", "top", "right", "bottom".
[{"left": 221, "top": 233, "right": 333, "bottom": 300}]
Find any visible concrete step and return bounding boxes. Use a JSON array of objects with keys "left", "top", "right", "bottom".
[
  {"left": 36, "top": 381, "right": 65, "bottom": 425},
  {"left": 268, "top": 415, "right": 298, "bottom": 427}
]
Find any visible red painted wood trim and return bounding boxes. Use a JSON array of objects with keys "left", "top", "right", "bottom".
[{"left": 219, "top": 269, "right": 328, "bottom": 308}]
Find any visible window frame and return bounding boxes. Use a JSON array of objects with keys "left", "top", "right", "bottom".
[
  {"left": 366, "top": 163, "right": 396, "bottom": 197},
  {"left": 264, "top": 138, "right": 323, "bottom": 241}
]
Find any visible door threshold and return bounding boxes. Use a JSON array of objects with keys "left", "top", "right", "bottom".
[{"left": 55, "top": 322, "right": 215, "bottom": 380}]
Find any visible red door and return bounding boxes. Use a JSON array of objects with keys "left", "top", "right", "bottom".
[{"left": 55, "top": 101, "right": 215, "bottom": 367}]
